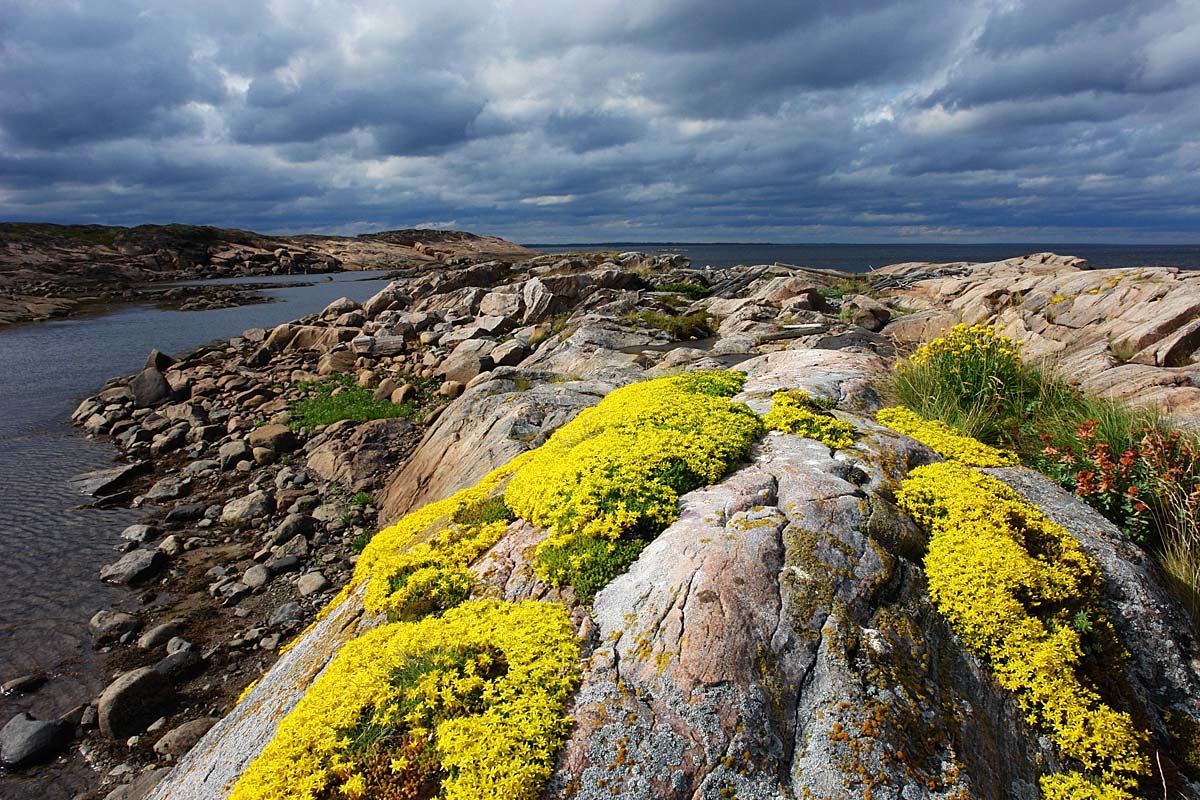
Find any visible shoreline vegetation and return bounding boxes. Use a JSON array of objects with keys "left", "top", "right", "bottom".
[
  {"left": 887, "top": 323, "right": 1200, "bottom": 618},
  {"left": 4, "top": 241, "right": 1200, "bottom": 799}
]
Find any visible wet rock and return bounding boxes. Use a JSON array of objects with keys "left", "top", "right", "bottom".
[
  {"left": 70, "top": 461, "right": 151, "bottom": 497},
  {"left": 97, "top": 667, "right": 172, "bottom": 739},
  {"left": 90, "top": 610, "right": 141, "bottom": 643},
  {"left": 164, "top": 503, "right": 206, "bottom": 523},
  {"left": 119, "top": 525, "right": 158, "bottom": 544},
  {"left": 220, "top": 490, "right": 275, "bottom": 527},
  {"left": 0, "top": 713, "right": 68, "bottom": 768},
  {"left": 1, "top": 673, "right": 47, "bottom": 695},
  {"left": 100, "top": 548, "right": 166, "bottom": 584},
  {"left": 144, "top": 475, "right": 190, "bottom": 503},
  {"left": 153, "top": 717, "right": 218, "bottom": 757}
]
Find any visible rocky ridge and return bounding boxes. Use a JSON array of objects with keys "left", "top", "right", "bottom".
[{"left": 6, "top": 250, "right": 1200, "bottom": 798}]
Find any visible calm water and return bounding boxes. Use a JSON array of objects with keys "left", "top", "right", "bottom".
[
  {"left": 528, "top": 243, "right": 1200, "bottom": 271},
  {"left": 0, "top": 271, "right": 394, "bottom": 794}
]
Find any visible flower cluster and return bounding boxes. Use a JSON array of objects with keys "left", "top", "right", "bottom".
[
  {"left": 876, "top": 406, "right": 1017, "bottom": 467},
  {"left": 908, "top": 323, "right": 1022, "bottom": 369},
  {"left": 1038, "top": 421, "right": 1200, "bottom": 546},
  {"left": 228, "top": 600, "right": 581, "bottom": 800},
  {"left": 762, "top": 390, "right": 858, "bottom": 449},
  {"left": 350, "top": 456, "right": 532, "bottom": 616},
  {"left": 504, "top": 371, "right": 763, "bottom": 598},
  {"left": 897, "top": 461, "right": 1149, "bottom": 799}
]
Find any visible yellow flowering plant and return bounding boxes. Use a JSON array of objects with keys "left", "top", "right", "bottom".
[
  {"left": 505, "top": 371, "right": 763, "bottom": 599},
  {"left": 228, "top": 600, "right": 581, "bottom": 800},
  {"left": 876, "top": 406, "right": 1016, "bottom": 467},
  {"left": 898, "top": 461, "right": 1149, "bottom": 799},
  {"left": 762, "top": 390, "right": 858, "bottom": 449}
]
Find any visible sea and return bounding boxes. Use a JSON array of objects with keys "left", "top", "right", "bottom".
[{"left": 525, "top": 243, "right": 1200, "bottom": 272}]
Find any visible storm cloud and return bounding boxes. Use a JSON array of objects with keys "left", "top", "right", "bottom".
[{"left": 1, "top": 0, "right": 1197, "bottom": 242}]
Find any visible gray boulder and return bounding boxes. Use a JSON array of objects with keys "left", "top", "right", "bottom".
[
  {"left": 0, "top": 713, "right": 68, "bottom": 768},
  {"left": 98, "top": 667, "right": 173, "bottom": 739},
  {"left": 220, "top": 490, "right": 275, "bottom": 527},
  {"left": 130, "top": 367, "right": 173, "bottom": 408},
  {"left": 100, "top": 548, "right": 166, "bottom": 584}
]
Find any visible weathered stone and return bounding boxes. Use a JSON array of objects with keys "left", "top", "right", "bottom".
[
  {"left": 90, "top": 610, "right": 142, "bottom": 643},
  {"left": 138, "top": 620, "right": 184, "bottom": 650},
  {"left": 246, "top": 424, "right": 298, "bottom": 453},
  {"left": 243, "top": 564, "right": 272, "bottom": 589},
  {"left": 97, "top": 668, "right": 172, "bottom": 739},
  {"left": 154, "top": 718, "right": 218, "bottom": 757},
  {"left": 296, "top": 572, "right": 328, "bottom": 596},
  {"left": 218, "top": 439, "right": 252, "bottom": 470},
  {"left": 220, "top": 490, "right": 275, "bottom": 527},
  {"left": 489, "top": 339, "right": 527, "bottom": 367},
  {"left": 100, "top": 548, "right": 166, "bottom": 584},
  {"left": 130, "top": 367, "right": 173, "bottom": 408},
  {"left": 316, "top": 349, "right": 356, "bottom": 376}
]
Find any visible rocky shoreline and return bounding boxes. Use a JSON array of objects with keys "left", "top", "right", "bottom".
[
  {"left": 3, "top": 248, "right": 1199, "bottom": 798},
  {"left": 0, "top": 224, "right": 536, "bottom": 327}
]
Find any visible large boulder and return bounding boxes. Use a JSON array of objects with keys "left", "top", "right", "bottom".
[
  {"left": 130, "top": 367, "right": 173, "bottom": 408},
  {"left": 97, "top": 667, "right": 173, "bottom": 739}
]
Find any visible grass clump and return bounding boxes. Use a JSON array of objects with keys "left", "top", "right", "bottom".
[
  {"left": 290, "top": 374, "right": 414, "bottom": 430},
  {"left": 818, "top": 277, "right": 869, "bottom": 300},
  {"left": 658, "top": 282, "right": 711, "bottom": 300},
  {"left": 625, "top": 309, "right": 715, "bottom": 340}
]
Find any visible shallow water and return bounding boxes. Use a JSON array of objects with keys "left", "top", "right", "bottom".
[{"left": 0, "top": 271, "right": 394, "bottom": 795}]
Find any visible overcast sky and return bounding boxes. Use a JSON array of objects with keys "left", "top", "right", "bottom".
[{"left": 2, "top": 0, "right": 1199, "bottom": 242}]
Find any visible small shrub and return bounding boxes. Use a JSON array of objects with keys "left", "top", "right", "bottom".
[
  {"left": 290, "top": 375, "right": 414, "bottom": 430},
  {"left": 350, "top": 491, "right": 373, "bottom": 507}
]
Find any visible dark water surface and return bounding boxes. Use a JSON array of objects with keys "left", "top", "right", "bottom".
[
  {"left": 528, "top": 242, "right": 1200, "bottom": 271},
  {"left": 0, "top": 271, "right": 394, "bottom": 796}
]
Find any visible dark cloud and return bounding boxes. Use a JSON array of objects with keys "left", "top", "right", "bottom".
[{"left": 0, "top": 0, "right": 1197, "bottom": 242}]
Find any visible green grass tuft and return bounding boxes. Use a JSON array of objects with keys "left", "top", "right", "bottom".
[{"left": 290, "top": 375, "right": 414, "bottom": 430}]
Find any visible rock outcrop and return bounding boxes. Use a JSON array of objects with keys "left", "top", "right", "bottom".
[
  {"left": 55, "top": 248, "right": 1200, "bottom": 799},
  {"left": 876, "top": 253, "right": 1200, "bottom": 417}
]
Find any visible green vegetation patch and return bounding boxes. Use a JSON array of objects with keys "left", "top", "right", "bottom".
[
  {"left": 625, "top": 309, "right": 715, "bottom": 340},
  {"left": 290, "top": 374, "right": 414, "bottom": 430},
  {"left": 658, "top": 281, "right": 712, "bottom": 300}
]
